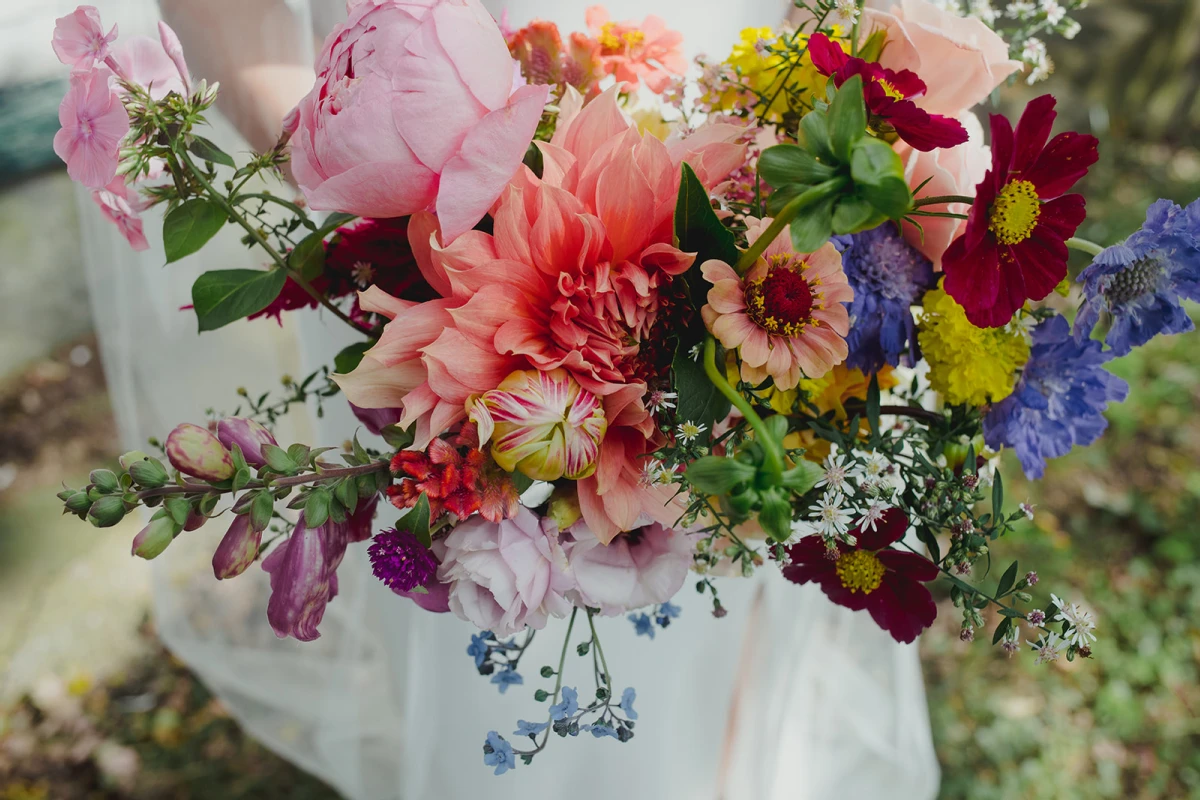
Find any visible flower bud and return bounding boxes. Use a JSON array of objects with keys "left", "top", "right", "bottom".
[
  {"left": 166, "top": 423, "right": 234, "bottom": 481},
  {"left": 132, "top": 515, "right": 181, "bottom": 560},
  {"left": 470, "top": 369, "right": 606, "bottom": 482},
  {"left": 118, "top": 450, "right": 149, "bottom": 471},
  {"left": 87, "top": 495, "right": 127, "bottom": 528},
  {"left": 89, "top": 469, "right": 120, "bottom": 494},
  {"left": 128, "top": 457, "right": 169, "bottom": 488},
  {"left": 63, "top": 490, "right": 92, "bottom": 515},
  {"left": 211, "top": 515, "right": 262, "bottom": 579},
  {"left": 547, "top": 490, "right": 582, "bottom": 531},
  {"left": 216, "top": 417, "right": 277, "bottom": 468}
]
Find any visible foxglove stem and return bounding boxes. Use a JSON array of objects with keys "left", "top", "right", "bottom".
[
  {"left": 702, "top": 336, "right": 785, "bottom": 486},
  {"left": 132, "top": 460, "right": 389, "bottom": 502},
  {"left": 912, "top": 194, "right": 975, "bottom": 208},
  {"left": 1066, "top": 236, "right": 1105, "bottom": 257},
  {"left": 734, "top": 177, "right": 848, "bottom": 274}
]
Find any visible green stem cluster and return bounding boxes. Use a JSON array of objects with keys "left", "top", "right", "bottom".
[
  {"left": 701, "top": 337, "right": 785, "bottom": 486},
  {"left": 734, "top": 177, "right": 849, "bottom": 273}
]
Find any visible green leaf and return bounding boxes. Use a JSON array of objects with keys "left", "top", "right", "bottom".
[
  {"left": 998, "top": 607, "right": 1026, "bottom": 619},
  {"left": 191, "top": 269, "right": 288, "bottom": 332},
  {"left": 757, "top": 487, "right": 792, "bottom": 542},
  {"left": 832, "top": 193, "right": 885, "bottom": 235},
  {"left": 763, "top": 414, "right": 789, "bottom": 443},
  {"left": 827, "top": 75, "right": 867, "bottom": 162},
  {"left": 188, "top": 136, "right": 236, "bottom": 168},
  {"left": 857, "top": 29, "right": 887, "bottom": 63},
  {"left": 858, "top": 177, "right": 914, "bottom": 220},
  {"left": 684, "top": 456, "right": 757, "bottom": 494},
  {"left": 164, "top": 199, "right": 227, "bottom": 263},
  {"left": 511, "top": 471, "right": 535, "bottom": 495},
  {"left": 164, "top": 496, "right": 192, "bottom": 527},
  {"left": 798, "top": 110, "right": 835, "bottom": 164},
  {"left": 250, "top": 490, "right": 274, "bottom": 531},
  {"left": 997, "top": 560, "right": 1019, "bottom": 597},
  {"left": 788, "top": 195, "right": 836, "bottom": 253},
  {"left": 780, "top": 461, "right": 823, "bottom": 494},
  {"left": 991, "top": 616, "right": 1012, "bottom": 645},
  {"left": 992, "top": 471, "right": 1004, "bottom": 518},
  {"left": 672, "top": 334, "right": 731, "bottom": 448},
  {"left": 261, "top": 444, "right": 299, "bottom": 474},
  {"left": 289, "top": 231, "right": 327, "bottom": 282},
  {"left": 849, "top": 138, "right": 912, "bottom": 219},
  {"left": 232, "top": 467, "right": 252, "bottom": 493},
  {"left": 866, "top": 373, "right": 881, "bottom": 439},
  {"left": 334, "top": 477, "right": 359, "bottom": 515},
  {"left": 675, "top": 162, "right": 739, "bottom": 314},
  {"left": 758, "top": 144, "right": 837, "bottom": 189},
  {"left": 335, "top": 342, "right": 372, "bottom": 375},
  {"left": 304, "top": 488, "right": 332, "bottom": 529},
  {"left": 398, "top": 493, "right": 432, "bottom": 548},
  {"left": 287, "top": 443, "right": 311, "bottom": 465},
  {"left": 916, "top": 525, "right": 941, "bottom": 564}
]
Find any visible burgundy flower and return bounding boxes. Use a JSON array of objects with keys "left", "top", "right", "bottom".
[
  {"left": 942, "top": 94, "right": 1099, "bottom": 327},
  {"left": 782, "top": 508, "right": 938, "bottom": 644},
  {"left": 808, "top": 33, "right": 967, "bottom": 152}
]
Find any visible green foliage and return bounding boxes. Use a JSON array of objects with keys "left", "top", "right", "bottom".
[
  {"left": 190, "top": 268, "right": 288, "bottom": 332},
  {"left": 671, "top": 335, "right": 731, "bottom": 448},
  {"left": 163, "top": 198, "right": 227, "bottom": 263},
  {"left": 674, "top": 162, "right": 739, "bottom": 313},
  {"left": 398, "top": 493, "right": 432, "bottom": 548}
]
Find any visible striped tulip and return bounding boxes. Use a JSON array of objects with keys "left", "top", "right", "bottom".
[{"left": 470, "top": 369, "right": 606, "bottom": 482}]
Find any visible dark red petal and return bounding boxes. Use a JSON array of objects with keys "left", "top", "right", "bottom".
[
  {"left": 856, "top": 507, "right": 909, "bottom": 550},
  {"left": 784, "top": 534, "right": 835, "bottom": 565},
  {"left": 812, "top": 571, "right": 875, "bottom": 611},
  {"left": 867, "top": 575, "right": 937, "bottom": 644},
  {"left": 962, "top": 248, "right": 1026, "bottom": 328},
  {"left": 876, "top": 549, "right": 940, "bottom": 582},
  {"left": 889, "top": 105, "right": 970, "bottom": 151},
  {"left": 988, "top": 111, "right": 1014, "bottom": 177},
  {"left": 1036, "top": 193, "right": 1087, "bottom": 239},
  {"left": 885, "top": 68, "right": 926, "bottom": 98},
  {"left": 1011, "top": 235, "right": 1068, "bottom": 303},
  {"left": 443, "top": 488, "right": 480, "bottom": 519},
  {"left": 780, "top": 559, "right": 834, "bottom": 587},
  {"left": 1010, "top": 94, "right": 1057, "bottom": 175},
  {"left": 960, "top": 179, "right": 997, "bottom": 253},
  {"left": 807, "top": 32, "right": 848, "bottom": 76},
  {"left": 943, "top": 237, "right": 1005, "bottom": 325},
  {"left": 1023, "top": 131, "right": 1099, "bottom": 198}
]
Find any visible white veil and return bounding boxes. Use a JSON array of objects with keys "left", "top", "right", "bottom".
[{"left": 79, "top": 1, "right": 939, "bottom": 797}]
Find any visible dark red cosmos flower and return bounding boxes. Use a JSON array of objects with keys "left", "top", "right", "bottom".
[
  {"left": 250, "top": 216, "right": 436, "bottom": 324},
  {"left": 782, "top": 508, "right": 938, "bottom": 644},
  {"left": 807, "top": 33, "right": 968, "bottom": 152},
  {"left": 942, "top": 95, "right": 1099, "bottom": 328},
  {"left": 387, "top": 424, "right": 519, "bottom": 523}
]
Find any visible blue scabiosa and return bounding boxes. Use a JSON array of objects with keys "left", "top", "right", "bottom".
[
  {"left": 984, "top": 315, "right": 1128, "bottom": 479},
  {"left": 834, "top": 226, "right": 934, "bottom": 372},
  {"left": 1075, "top": 198, "right": 1200, "bottom": 355}
]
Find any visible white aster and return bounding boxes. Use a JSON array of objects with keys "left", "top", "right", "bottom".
[
  {"left": 815, "top": 452, "right": 853, "bottom": 493},
  {"left": 688, "top": 343, "right": 702, "bottom": 362},
  {"left": 676, "top": 420, "right": 707, "bottom": 443},
  {"left": 1039, "top": 0, "right": 1066, "bottom": 24},
  {"left": 854, "top": 500, "right": 890, "bottom": 533},
  {"left": 638, "top": 458, "right": 670, "bottom": 488},
  {"left": 1028, "top": 631, "right": 1066, "bottom": 664},
  {"left": 1005, "top": 0, "right": 1036, "bottom": 17},
  {"left": 647, "top": 389, "right": 678, "bottom": 413},
  {"left": 807, "top": 491, "right": 853, "bottom": 539},
  {"left": 1051, "top": 594, "right": 1098, "bottom": 648}
]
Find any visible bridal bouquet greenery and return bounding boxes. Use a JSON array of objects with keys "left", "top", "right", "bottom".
[{"left": 50, "top": 0, "right": 1198, "bottom": 773}]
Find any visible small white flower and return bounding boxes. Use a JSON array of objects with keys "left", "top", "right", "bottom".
[
  {"left": 1039, "top": 0, "right": 1065, "bottom": 24},
  {"left": 1021, "top": 38, "right": 1053, "bottom": 84},
  {"left": 676, "top": 420, "right": 707, "bottom": 443},
  {"left": 687, "top": 344, "right": 702, "bottom": 362},
  {"left": 854, "top": 500, "right": 890, "bottom": 532},
  {"left": 807, "top": 492, "right": 853, "bottom": 539},
  {"left": 970, "top": 0, "right": 998, "bottom": 24},
  {"left": 815, "top": 452, "right": 853, "bottom": 493},
  {"left": 1005, "top": 0, "right": 1036, "bottom": 18},
  {"left": 860, "top": 451, "right": 889, "bottom": 480},
  {"left": 1020, "top": 502, "right": 1035, "bottom": 521},
  {"left": 638, "top": 459, "right": 670, "bottom": 488},
  {"left": 1028, "top": 631, "right": 1066, "bottom": 664},
  {"left": 647, "top": 389, "right": 678, "bottom": 413},
  {"left": 1061, "top": 18, "right": 1081, "bottom": 39},
  {"left": 1051, "top": 594, "right": 1097, "bottom": 648},
  {"left": 351, "top": 260, "right": 375, "bottom": 287},
  {"left": 832, "top": 0, "right": 861, "bottom": 25}
]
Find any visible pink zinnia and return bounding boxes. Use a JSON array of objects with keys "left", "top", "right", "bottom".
[
  {"left": 52, "top": 6, "right": 117, "bottom": 72},
  {"left": 54, "top": 68, "right": 129, "bottom": 189},
  {"left": 337, "top": 86, "right": 746, "bottom": 542},
  {"left": 702, "top": 219, "right": 853, "bottom": 389},
  {"left": 584, "top": 5, "right": 686, "bottom": 93},
  {"left": 91, "top": 177, "right": 148, "bottom": 251}
]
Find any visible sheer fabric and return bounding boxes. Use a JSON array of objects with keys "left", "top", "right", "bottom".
[{"left": 79, "top": 1, "right": 939, "bottom": 797}]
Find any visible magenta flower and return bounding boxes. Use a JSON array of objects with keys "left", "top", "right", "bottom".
[
  {"left": 53, "top": 68, "right": 129, "bottom": 189},
  {"left": 216, "top": 417, "right": 278, "bottom": 469},
  {"left": 52, "top": 6, "right": 117, "bottom": 72},
  {"left": 91, "top": 178, "right": 148, "bottom": 251},
  {"left": 212, "top": 515, "right": 262, "bottom": 579}
]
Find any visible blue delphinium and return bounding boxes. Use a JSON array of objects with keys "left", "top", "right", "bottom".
[
  {"left": 629, "top": 613, "right": 655, "bottom": 639},
  {"left": 483, "top": 731, "right": 516, "bottom": 776},
  {"left": 513, "top": 719, "right": 549, "bottom": 737},
  {"left": 984, "top": 315, "right": 1129, "bottom": 479},
  {"left": 467, "top": 632, "right": 491, "bottom": 669},
  {"left": 549, "top": 686, "right": 579, "bottom": 721},
  {"left": 619, "top": 687, "right": 638, "bottom": 721},
  {"left": 490, "top": 668, "right": 523, "bottom": 694},
  {"left": 655, "top": 602, "right": 681, "bottom": 628},
  {"left": 833, "top": 225, "right": 934, "bottom": 372},
  {"left": 1075, "top": 198, "right": 1200, "bottom": 355}
]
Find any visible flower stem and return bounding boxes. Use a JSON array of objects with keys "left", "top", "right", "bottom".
[
  {"left": 850, "top": 0, "right": 865, "bottom": 57},
  {"left": 912, "top": 194, "right": 975, "bottom": 208},
  {"left": 702, "top": 336, "right": 785, "bottom": 486},
  {"left": 734, "top": 177, "right": 848, "bottom": 274},
  {"left": 515, "top": 607, "right": 579, "bottom": 757},
  {"left": 586, "top": 609, "right": 611, "bottom": 689},
  {"left": 1066, "top": 236, "right": 1105, "bottom": 257},
  {"left": 132, "top": 460, "right": 389, "bottom": 502}
]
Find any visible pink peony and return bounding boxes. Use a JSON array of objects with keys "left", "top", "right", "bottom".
[
  {"left": 861, "top": 0, "right": 1022, "bottom": 117},
  {"left": 436, "top": 508, "right": 574, "bottom": 636},
  {"left": 898, "top": 113, "right": 991, "bottom": 269},
  {"left": 91, "top": 177, "right": 148, "bottom": 251},
  {"left": 53, "top": 68, "right": 129, "bottom": 189},
  {"left": 566, "top": 521, "right": 695, "bottom": 616},
  {"left": 702, "top": 219, "right": 852, "bottom": 389},
  {"left": 584, "top": 6, "right": 687, "bottom": 93},
  {"left": 290, "top": 0, "right": 550, "bottom": 241},
  {"left": 337, "top": 87, "right": 745, "bottom": 542},
  {"left": 52, "top": 6, "right": 117, "bottom": 72}
]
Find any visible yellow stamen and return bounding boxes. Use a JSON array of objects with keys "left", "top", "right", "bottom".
[
  {"left": 835, "top": 550, "right": 886, "bottom": 594},
  {"left": 989, "top": 180, "right": 1041, "bottom": 246},
  {"left": 621, "top": 30, "right": 645, "bottom": 47},
  {"left": 877, "top": 79, "right": 905, "bottom": 100},
  {"left": 598, "top": 22, "right": 621, "bottom": 50}
]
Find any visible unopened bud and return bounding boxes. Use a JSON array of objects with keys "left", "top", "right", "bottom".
[
  {"left": 165, "top": 423, "right": 234, "bottom": 481},
  {"left": 132, "top": 514, "right": 181, "bottom": 560},
  {"left": 118, "top": 450, "right": 149, "bottom": 471},
  {"left": 63, "top": 490, "right": 92, "bottom": 515},
  {"left": 547, "top": 490, "right": 582, "bottom": 531},
  {"left": 211, "top": 515, "right": 262, "bottom": 579},
  {"left": 88, "top": 495, "right": 127, "bottom": 528},
  {"left": 128, "top": 457, "right": 169, "bottom": 488},
  {"left": 89, "top": 469, "right": 120, "bottom": 494},
  {"left": 217, "top": 417, "right": 277, "bottom": 469}
]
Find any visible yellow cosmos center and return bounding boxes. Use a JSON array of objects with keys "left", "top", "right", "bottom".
[
  {"left": 835, "top": 550, "right": 886, "bottom": 594},
  {"left": 599, "top": 23, "right": 644, "bottom": 51},
  {"left": 989, "top": 180, "right": 1041, "bottom": 246},
  {"left": 877, "top": 79, "right": 905, "bottom": 100}
]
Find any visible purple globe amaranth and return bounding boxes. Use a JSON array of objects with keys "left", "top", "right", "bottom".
[
  {"left": 984, "top": 315, "right": 1129, "bottom": 479},
  {"left": 833, "top": 226, "right": 934, "bottom": 373},
  {"left": 368, "top": 528, "right": 439, "bottom": 593},
  {"left": 216, "top": 417, "right": 278, "bottom": 468},
  {"left": 166, "top": 422, "right": 234, "bottom": 482},
  {"left": 1075, "top": 198, "right": 1200, "bottom": 355}
]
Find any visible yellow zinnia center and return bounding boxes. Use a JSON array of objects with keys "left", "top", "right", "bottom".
[
  {"left": 989, "top": 180, "right": 1041, "bottom": 245},
  {"left": 835, "top": 550, "right": 886, "bottom": 594}
]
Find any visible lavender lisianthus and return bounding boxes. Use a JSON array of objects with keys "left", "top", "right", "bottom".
[
  {"left": 833, "top": 226, "right": 934, "bottom": 372},
  {"left": 984, "top": 315, "right": 1128, "bottom": 479},
  {"left": 1075, "top": 198, "right": 1200, "bottom": 355}
]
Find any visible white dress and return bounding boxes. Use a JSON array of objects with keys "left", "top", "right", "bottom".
[{"left": 80, "top": 1, "right": 940, "bottom": 798}]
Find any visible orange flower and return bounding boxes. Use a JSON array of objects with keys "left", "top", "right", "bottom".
[
  {"left": 508, "top": 19, "right": 602, "bottom": 93},
  {"left": 584, "top": 5, "right": 686, "bottom": 93}
]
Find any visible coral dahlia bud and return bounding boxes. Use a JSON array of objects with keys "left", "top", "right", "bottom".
[
  {"left": 166, "top": 423, "right": 234, "bottom": 481},
  {"left": 470, "top": 369, "right": 607, "bottom": 482},
  {"left": 216, "top": 417, "right": 277, "bottom": 468}
]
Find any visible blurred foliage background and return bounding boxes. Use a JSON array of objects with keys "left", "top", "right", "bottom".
[{"left": 1, "top": 0, "right": 1198, "bottom": 797}]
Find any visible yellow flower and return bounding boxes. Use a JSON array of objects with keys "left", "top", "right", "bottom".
[
  {"left": 918, "top": 284, "right": 1030, "bottom": 407},
  {"left": 721, "top": 27, "right": 842, "bottom": 121}
]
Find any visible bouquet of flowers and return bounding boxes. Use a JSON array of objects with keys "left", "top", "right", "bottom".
[{"left": 50, "top": 0, "right": 1199, "bottom": 774}]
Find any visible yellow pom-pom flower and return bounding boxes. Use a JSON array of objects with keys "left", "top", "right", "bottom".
[
  {"left": 918, "top": 285, "right": 1030, "bottom": 407},
  {"left": 720, "top": 27, "right": 842, "bottom": 121}
]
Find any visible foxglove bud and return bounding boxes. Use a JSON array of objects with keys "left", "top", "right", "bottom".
[
  {"left": 90, "top": 469, "right": 120, "bottom": 494},
  {"left": 63, "top": 490, "right": 91, "bottom": 515},
  {"left": 118, "top": 450, "right": 149, "bottom": 471},
  {"left": 128, "top": 457, "right": 169, "bottom": 488},
  {"left": 469, "top": 369, "right": 606, "bottom": 482},
  {"left": 216, "top": 417, "right": 277, "bottom": 468},
  {"left": 166, "top": 423, "right": 234, "bottom": 481},
  {"left": 132, "top": 514, "right": 181, "bottom": 560},
  {"left": 212, "top": 515, "right": 262, "bottom": 579},
  {"left": 87, "top": 495, "right": 127, "bottom": 528}
]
